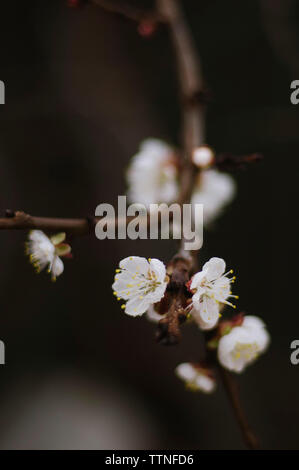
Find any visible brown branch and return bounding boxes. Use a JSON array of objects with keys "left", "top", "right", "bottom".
[
  {"left": 156, "top": 292, "right": 185, "bottom": 345},
  {"left": 218, "top": 365, "right": 260, "bottom": 450},
  {"left": 154, "top": 0, "right": 205, "bottom": 344},
  {"left": 156, "top": 254, "right": 192, "bottom": 345},
  {"left": 216, "top": 152, "right": 263, "bottom": 171},
  {"left": 157, "top": 0, "right": 206, "bottom": 206},
  {"left": 0, "top": 211, "right": 93, "bottom": 235},
  {"left": 0, "top": 210, "right": 150, "bottom": 235}
]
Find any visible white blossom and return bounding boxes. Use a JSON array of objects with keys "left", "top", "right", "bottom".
[
  {"left": 112, "top": 256, "right": 168, "bottom": 317},
  {"left": 127, "top": 138, "right": 178, "bottom": 207},
  {"left": 189, "top": 257, "right": 237, "bottom": 331},
  {"left": 26, "top": 230, "right": 71, "bottom": 281},
  {"left": 191, "top": 169, "right": 236, "bottom": 225},
  {"left": 175, "top": 363, "right": 216, "bottom": 393},
  {"left": 218, "top": 316, "right": 270, "bottom": 373}
]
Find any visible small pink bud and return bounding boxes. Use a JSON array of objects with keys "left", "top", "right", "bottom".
[{"left": 138, "top": 20, "right": 157, "bottom": 38}]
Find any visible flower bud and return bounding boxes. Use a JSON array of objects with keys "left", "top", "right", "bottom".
[{"left": 192, "top": 145, "right": 215, "bottom": 168}]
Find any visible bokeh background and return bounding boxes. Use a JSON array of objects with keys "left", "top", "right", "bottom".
[{"left": 0, "top": 0, "right": 298, "bottom": 449}]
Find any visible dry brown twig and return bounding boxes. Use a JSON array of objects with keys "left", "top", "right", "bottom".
[{"left": 0, "top": 210, "right": 151, "bottom": 235}]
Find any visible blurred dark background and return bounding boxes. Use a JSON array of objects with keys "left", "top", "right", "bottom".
[{"left": 0, "top": 0, "right": 298, "bottom": 449}]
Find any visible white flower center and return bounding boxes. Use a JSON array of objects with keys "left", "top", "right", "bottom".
[
  {"left": 232, "top": 342, "right": 259, "bottom": 362},
  {"left": 138, "top": 269, "right": 162, "bottom": 295},
  {"left": 117, "top": 268, "right": 162, "bottom": 299},
  {"left": 198, "top": 271, "right": 237, "bottom": 307}
]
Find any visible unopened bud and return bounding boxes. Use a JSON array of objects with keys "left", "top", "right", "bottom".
[
  {"left": 192, "top": 145, "right": 215, "bottom": 168},
  {"left": 138, "top": 20, "right": 157, "bottom": 38}
]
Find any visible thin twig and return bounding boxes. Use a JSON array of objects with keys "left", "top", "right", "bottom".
[
  {"left": 156, "top": 254, "right": 192, "bottom": 345},
  {"left": 157, "top": 0, "right": 205, "bottom": 207},
  {"left": 0, "top": 211, "right": 149, "bottom": 235},
  {"left": 216, "top": 152, "right": 263, "bottom": 170},
  {"left": 155, "top": 0, "right": 205, "bottom": 343},
  {"left": 218, "top": 365, "right": 260, "bottom": 450}
]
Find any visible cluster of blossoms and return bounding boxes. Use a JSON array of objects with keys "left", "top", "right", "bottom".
[
  {"left": 26, "top": 230, "right": 72, "bottom": 281},
  {"left": 120, "top": 139, "right": 270, "bottom": 393},
  {"left": 24, "top": 137, "right": 269, "bottom": 397},
  {"left": 112, "top": 255, "right": 270, "bottom": 394},
  {"left": 126, "top": 138, "right": 236, "bottom": 226}
]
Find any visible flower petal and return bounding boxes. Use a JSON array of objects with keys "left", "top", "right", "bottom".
[
  {"left": 213, "top": 276, "right": 231, "bottom": 301},
  {"left": 175, "top": 363, "right": 196, "bottom": 382},
  {"left": 28, "top": 230, "right": 50, "bottom": 243},
  {"left": 191, "top": 169, "right": 236, "bottom": 225},
  {"left": 195, "top": 374, "right": 216, "bottom": 393},
  {"left": 119, "top": 256, "right": 149, "bottom": 276},
  {"left": 202, "top": 257, "right": 226, "bottom": 281},
  {"left": 125, "top": 295, "right": 151, "bottom": 317},
  {"left": 51, "top": 256, "right": 64, "bottom": 280},
  {"left": 198, "top": 296, "right": 219, "bottom": 324},
  {"left": 191, "top": 305, "right": 219, "bottom": 331},
  {"left": 149, "top": 258, "right": 166, "bottom": 282},
  {"left": 242, "top": 316, "right": 270, "bottom": 352},
  {"left": 190, "top": 271, "right": 206, "bottom": 290}
]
